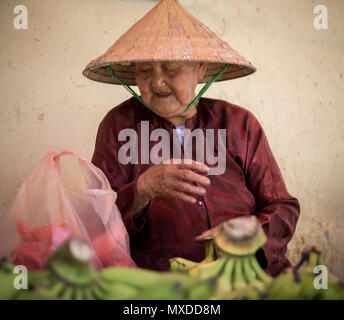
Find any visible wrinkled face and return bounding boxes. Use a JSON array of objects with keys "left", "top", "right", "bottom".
[{"left": 135, "top": 61, "right": 207, "bottom": 121}]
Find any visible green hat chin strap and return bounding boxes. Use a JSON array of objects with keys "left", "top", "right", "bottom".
[{"left": 106, "top": 63, "right": 231, "bottom": 115}]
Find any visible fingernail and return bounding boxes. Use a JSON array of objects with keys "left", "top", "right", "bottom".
[
  {"left": 205, "top": 178, "right": 211, "bottom": 185},
  {"left": 200, "top": 188, "right": 206, "bottom": 194}
]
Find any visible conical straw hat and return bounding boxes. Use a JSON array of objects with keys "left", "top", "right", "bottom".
[{"left": 83, "top": 0, "right": 256, "bottom": 85}]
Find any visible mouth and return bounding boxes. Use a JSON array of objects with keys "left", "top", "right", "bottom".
[{"left": 155, "top": 92, "right": 171, "bottom": 99}]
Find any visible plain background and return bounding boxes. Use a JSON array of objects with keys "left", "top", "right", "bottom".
[{"left": 0, "top": 0, "right": 343, "bottom": 278}]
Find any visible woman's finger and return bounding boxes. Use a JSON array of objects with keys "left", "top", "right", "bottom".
[
  {"left": 168, "top": 190, "right": 197, "bottom": 204},
  {"left": 172, "top": 180, "right": 207, "bottom": 196},
  {"left": 177, "top": 160, "right": 209, "bottom": 174},
  {"left": 174, "top": 169, "right": 211, "bottom": 186}
]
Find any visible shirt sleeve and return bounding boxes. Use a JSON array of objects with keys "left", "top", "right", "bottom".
[
  {"left": 243, "top": 115, "right": 300, "bottom": 276},
  {"left": 91, "top": 113, "right": 148, "bottom": 239}
]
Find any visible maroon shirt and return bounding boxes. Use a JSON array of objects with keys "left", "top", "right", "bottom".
[{"left": 91, "top": 97, "right": 300, "bottom": 277}]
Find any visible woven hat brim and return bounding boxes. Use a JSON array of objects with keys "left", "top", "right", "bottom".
[
  {"left": 82, "top": 60, "right": 256, "bottom": 86},
  {"left": 83, "top": 0, "right": 256, "bottom": 85}
]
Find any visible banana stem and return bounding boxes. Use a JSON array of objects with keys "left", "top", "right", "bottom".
[{"left": 203, "top": 239, "right": 216, "bottom": 262}]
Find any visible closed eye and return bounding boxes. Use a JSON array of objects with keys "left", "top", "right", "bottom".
[
  {"left": 162, "top": 62, "right": 181, "bottom": 72},
  {"left": 140, "top": 69, "right": 151, "bottom": 74},
  {"left": 163, "top": 65, "right": 179, "bottom": 72}
]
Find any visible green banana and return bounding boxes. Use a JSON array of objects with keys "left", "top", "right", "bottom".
[
  {"left": 267, "top": 270, "right": 301, "bottom": 300},
  {"left": 99, "top": 281, "right": 139, "bottom": 299},
  {"left": 47, "top": 280, "right": 66, "bottom": 298},
  {"left": 89, "top": 282, "right": 107, "bottom": 300},
  {"left": 0, "top": 261, "right": 46, "bottom": 300},
  {"left": 60, "top": 286, "right": 75, "bottom": 300},
  {"left": 320, "top": 278, "right": 344, "bottom": 300},
  {"left": 242, "top": 256, "right": 265, "bottom": 291},
  {"left": 249, "top": 255, "right": 272, "bottom": 284},
  {"left": 27, "top": 270, "right": 50, "bottom": 287},
  {"left": 15, "top": 287, "right": 56, "bottom": 300},
  {"left": 0, "top": 260, "right": 15, "bottom": 273},
  {"left": 100, "top": 267, "right": 165, "bottom": 289},
  {"left": 131, "top": 278, "right": 187, "bottom": 300},
  {"left": 82, "top": 287, "right": 95, "bottom": 300},
  {"left": 232, "top": 258, "right": 247, "bottom": 290},
  {"left": 185, "top": 278, "right": 217, "bottom": 300},
  {"left": 297, "top": 272, "right": 321, "bottom": 300},
  {"left": 225, "top": 284, "right": 261, "bottom": 300},
  {"left": 0, "top": 270, "right": 18, "bottom": 300},
  {"left": 296, "top": 249, "right": 328, "bottom": 300},
  {"left": 292, "top": 247, "right": 328, "bottom": 300},
  {"left": 212, "top": 258, "right": 235, "bottom": 298},
  {"left": 266, "top": 246, "right": 344, "bottom": 300},
  {"left": 74, "top": 288, "right": 84, "bottom": 300}
]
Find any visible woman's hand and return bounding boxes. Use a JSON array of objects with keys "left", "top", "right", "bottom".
[{"left": 137, "top": 159, "right": 211, "bottom": 205}]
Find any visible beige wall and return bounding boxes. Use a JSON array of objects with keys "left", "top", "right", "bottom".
[{"left": 1, "top": 0, "right": 343, "bottom": 278}]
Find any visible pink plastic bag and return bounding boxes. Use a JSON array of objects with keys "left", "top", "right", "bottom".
[{"left": 0, "top": 150, "right": 137, "bottom": 270}]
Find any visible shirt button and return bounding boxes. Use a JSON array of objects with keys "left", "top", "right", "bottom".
[{"left": 198, "top": 201, "right": 203, "bottom": 206}]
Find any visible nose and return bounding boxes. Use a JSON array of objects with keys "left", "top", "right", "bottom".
[{"left": 150, "top": 69, "right": 167, "bottom": 90}]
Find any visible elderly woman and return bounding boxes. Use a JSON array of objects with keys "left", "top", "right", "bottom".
[{"left": 83, "top": 0, "right": 300, "bottom": 277}]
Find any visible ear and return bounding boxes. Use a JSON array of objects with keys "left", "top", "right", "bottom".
[{"left": 197, "top": 62, "right": 208, "bottom": 81}]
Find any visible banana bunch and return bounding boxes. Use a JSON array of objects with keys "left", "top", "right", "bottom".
[
  {"left": 3, "top": 216, "right": 343, "bottom": 300},
  {"left": 169, "top": 216, "right": 273, "bottom": 300},
  {"left": 267, "top": 246, "right": 344, "bottom": 300},
  {"left": 13, "top": 237, "right": 110, "bottom": 300},
  {"left": 211, "top": 216, "right": 273, "bottom": 299},
  {"left": 7, "top": 237, "right": 199, "bottom": 300},
  {"left": 99, "top": 265, "right": 200, "bottom": 299}
]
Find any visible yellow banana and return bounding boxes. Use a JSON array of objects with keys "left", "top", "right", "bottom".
[
  {"left": 203, "top": 239, "right": 217, "bottom": 262},
  {"left": 190, "top": 256, "right": 227, "bottom": 280},
  {"left": 169, "top": 239, "right": 216, "bottom": 273},
  {"left": 169, "top": 257, "right": 198, "bottom": 273}
]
